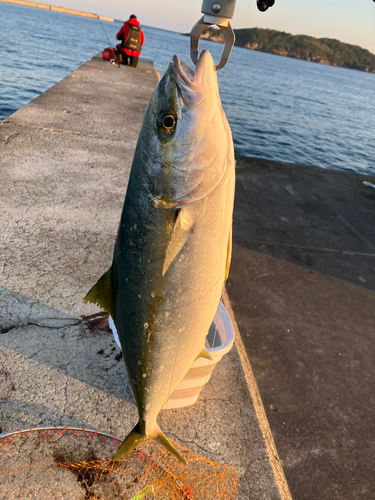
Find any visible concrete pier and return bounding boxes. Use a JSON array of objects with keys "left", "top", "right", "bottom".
[
  {"left": 0, "top": 55, "right": 290, "bottom": 499},
  {"left": 0, "top": 0, "right": 114, "bottom": 21},
  {"left": 228, "top": 156, "right": 375, "bottom": 500}
]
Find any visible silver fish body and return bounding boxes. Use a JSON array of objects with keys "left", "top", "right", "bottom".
[{"left": 85, "top": 50, "right": 235, "bottom": 463}]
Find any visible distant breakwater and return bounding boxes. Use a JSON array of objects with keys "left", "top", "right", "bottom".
[{"left": 0, "top": 0, "right": 113, "bottom": 22}]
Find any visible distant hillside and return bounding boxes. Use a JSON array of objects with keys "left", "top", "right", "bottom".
[{"left": 200, "top": 27, "right": 375, "bottom": 73}]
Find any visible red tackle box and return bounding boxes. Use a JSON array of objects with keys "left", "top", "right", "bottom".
[{"left": 102, "top": 48, "right": 115, "bottom": 62}]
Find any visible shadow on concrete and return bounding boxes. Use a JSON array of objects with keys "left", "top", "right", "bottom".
[
  {"left": 228, "top": 156, "right": 375, "bottom": 500},
  {"left": 233, "top": 155, "right": 375, "bottom": 292},
  {"left": 0, "top": 286, "right": 282, "bottom": 499},
  {"left": 0, "top": 286, "right": 135, "bottom": 405}
]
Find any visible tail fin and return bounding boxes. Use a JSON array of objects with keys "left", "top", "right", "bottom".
[
  {"left": 114, "top": 422, "right": 187, "bottom": 465},
  {"left": 155, "top": 428, "right": 187, "bottom": 465},
  {"left": 114, "top": 423, "right": 149, "bottom": 460}
]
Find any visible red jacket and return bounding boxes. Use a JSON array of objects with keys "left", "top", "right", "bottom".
[{"left": 116, "top": 18, "right": 145, "bottom": 57}]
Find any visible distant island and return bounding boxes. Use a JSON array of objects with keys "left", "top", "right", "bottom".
[{"left": 198, "top": 27, "right": 375, "bottom": 73}]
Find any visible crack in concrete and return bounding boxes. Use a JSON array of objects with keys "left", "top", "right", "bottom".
[
  {"left": 332, "top": 210, "right": 375, "bottom": 253},
  {"left": 241, "top": 239, "right": 375, "bottom": 257},
  {"left": 172, "top": 434, "right": 220, "bottom": 457},
  {"left": 1, "top": 121, "right": 127, "bottom": 144},
  {"left": 1, "top": 320, "right": 80, "bottom": 335},
  {"left": 62, "top": 375, "right": 68, "bottom": 415},
  {"left": 0, "top": 130, "right": 20, "bottom": 147}
]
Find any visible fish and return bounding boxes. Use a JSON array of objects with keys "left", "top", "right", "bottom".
[{"left": 85, "top": 49, "right": 235, "bottom": 465}]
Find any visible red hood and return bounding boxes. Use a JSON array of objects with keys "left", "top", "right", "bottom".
[{"left": 126, "top": 18, "right": 140, "bottom": 27}]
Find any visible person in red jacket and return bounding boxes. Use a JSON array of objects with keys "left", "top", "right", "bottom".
[{"left": 116, "top": 15, "right": 145, "bottom": 68}]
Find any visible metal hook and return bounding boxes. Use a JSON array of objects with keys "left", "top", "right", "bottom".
[{"left": 190, "top": 16, "right": 235, "bottom": 71}]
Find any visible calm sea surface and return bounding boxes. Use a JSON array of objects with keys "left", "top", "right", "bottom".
[{"left": 1, "top": 2, "right": 374, "bottom": 175}]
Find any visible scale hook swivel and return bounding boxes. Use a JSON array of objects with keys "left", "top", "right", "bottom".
[{"left": 190, "top": 0, "right": 236, "bottom": 71}]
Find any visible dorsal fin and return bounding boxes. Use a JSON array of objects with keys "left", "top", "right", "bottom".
[{"left": 84, "top": 267, "right": 115, "bottom": 320}]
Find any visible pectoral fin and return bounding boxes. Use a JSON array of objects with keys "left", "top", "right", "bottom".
[
  {"left": 84, "top": 267, "right": 115, "bottom": 320},
  {"left": 162, "top": 207, "right": 197, "bottom": 276},
  {"left": 195, "top": 347, "right": 213, "bottom": 362}
]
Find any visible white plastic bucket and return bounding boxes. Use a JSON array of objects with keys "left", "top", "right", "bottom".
[{"left": 108, "top": 300, "right": 235, "bottom": 409}]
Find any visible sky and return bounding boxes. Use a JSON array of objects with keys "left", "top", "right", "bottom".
[{"left": 45, "top": 0, "right": 375, "bottom": 54}]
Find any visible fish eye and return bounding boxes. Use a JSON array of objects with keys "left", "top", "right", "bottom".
[
  {"left": 161, "top": 114, "right": 176, "bottom": 130},
  {"left": 157, "top": 111, "right": 177, "bottom": 141}
]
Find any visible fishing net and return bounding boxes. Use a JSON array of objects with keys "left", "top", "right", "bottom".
[{"left": 0, "top": 427, "right": 240, "bottom": 499}]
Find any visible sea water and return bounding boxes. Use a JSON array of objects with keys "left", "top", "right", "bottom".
[{"left": 1, "top": 2, "right": 374, "bottom": 175}]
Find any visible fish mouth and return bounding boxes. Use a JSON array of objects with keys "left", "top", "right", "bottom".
[
  {"left": 171, "top": 52, "right": 212, "bottom": 108},
  {"left": 172, "top": 55, "right": 197, "bottom": 90}
]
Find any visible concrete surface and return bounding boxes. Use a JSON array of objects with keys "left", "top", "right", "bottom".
[
  {"left": 227, "top": 156, "right": 375, "bottom": 500},
  {"left": 232, "top": 156, "right": 375, "bottom": 291},
  {"left": 0, "top": 55, "right": 290, "bottom": 499},
  {"left": 0, "top": 55, "right": 157, "bottom": 318},
  {"left": 0, "top": 287, "right": 275, "bottom": 499}
]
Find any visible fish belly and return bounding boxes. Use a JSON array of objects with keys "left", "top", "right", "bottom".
[{"left": 113, "top": 161, "right": 235, "bottom": 420}]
